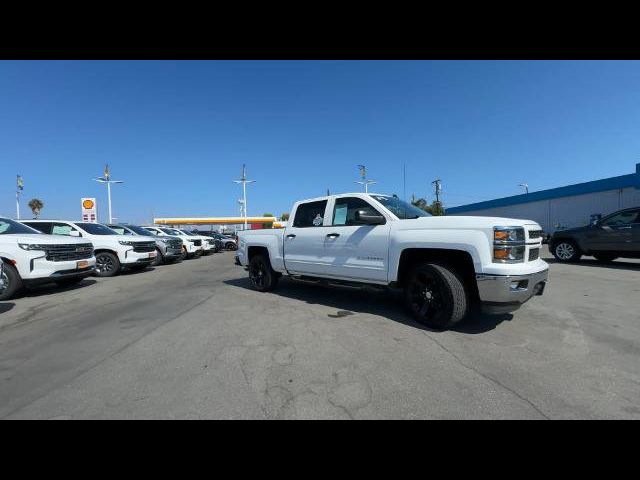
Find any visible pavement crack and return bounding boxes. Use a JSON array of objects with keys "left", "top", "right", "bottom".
[{"left": 422, "top": 332, "right": 550, "bottom": 420}]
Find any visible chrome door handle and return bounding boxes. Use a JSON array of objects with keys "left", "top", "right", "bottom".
[
  {"left": 326, "top": 233, "right": 340, "bottom": 238},
  {"left": 286, "top": 234, "right": 296, "bottom": 239}
]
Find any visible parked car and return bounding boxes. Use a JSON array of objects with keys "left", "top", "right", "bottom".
[
  {"left": 549, "top": 207, "right": 640, "bottom": 262},
  {"left": 22, "top": 220, "right": 156, "bottom": 277},
  {"left": 194, "top": 231, "right": 224, "bottom": 252},
  {"left": 141, "top": 226, "right": 203, "bottom": 259},
  {"left": 0, "top": 217, "right": 96, "bottom": 300},
  {"left": 237, "top": 193, "right": 548, "bottom": 329},
  {"left": 211, "top": 232, "right": 238, "bottom": 251},
  {"left": 107, "top": 224, "right": 184, "bottom": 266},
  {"left": 181, "top": 229, "right": 218, "bottom": 254}
]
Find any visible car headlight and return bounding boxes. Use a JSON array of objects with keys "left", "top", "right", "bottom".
[
  {"left": 18, "top": 243, "right": 46, "bottom": 251},
  {"left": 159, "top": 238, "right": 170, "bottom": 244},
  {"left": 493, "top": 226, "right": 525, "bottom": 243},
  {"left": 493, "top": 227, "right": 525, "bottom": 263},
  {"left": 493, "top": 245, "right": 526, "bottom": 262},
  {"left": 118, "top": 240, "right": 136, "bottom": 246}
]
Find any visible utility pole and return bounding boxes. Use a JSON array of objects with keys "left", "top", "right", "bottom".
[
  {"left": 94, "top": 165, "right": 124, "bottom": 224},
  {"left": 519, "top": 183, "right": 529, "bottom": 194},
  {"left": 355, "top": 164, "right": 377, "bottom": 193},
  {"left": 432, "top": 179, "right": 442, "bottom": 204},
  {"left": 16, "top": 175, "right": 24, "bottom": 220},
  {"left": 234, "top": 164, "right": 255, "bottom": 230}
]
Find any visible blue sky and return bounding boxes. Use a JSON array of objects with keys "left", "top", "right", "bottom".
[{"left": 1, "top": 60, "right": 639, "bottom": 224}]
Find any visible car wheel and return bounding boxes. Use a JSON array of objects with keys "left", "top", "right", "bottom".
[
  {"left": 593, "top": 253, "right": 618, "bottom": 262},
  {"left": 552, "top": 240, "right": 581, "bottom": 262},
  {"left": 249, "top": 254, "right": 279, "bottom": 292},
  {"left": 55, "top": 277, "right": 85, "bottom": 287},
  {"left": 0, "top": 261, "right": 23, "bottom": 301},
  {"left": 179, "top": 247, "right": 187, "bottom": 261},
  {"left": 403, "top": 262, "right": 468, "bottom": 329},
  {"left": 226, "top": 242, "right": 237, "bottom": 251},
  {"left": 151, "top": 248, "right": 163, "bottom": 266},
  {"left": 95, "top": 252, "right": 120, "bottom": 277}
]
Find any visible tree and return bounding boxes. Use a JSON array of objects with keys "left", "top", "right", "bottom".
[
  {"left": 411, "top": 195, "right": 445, "bottom": 216},
  {"left": 262, "top": 213, "right": 274, "bottom": 229},
  {"left": 280, "top": 213, "right": 290, "bottom": 221},
  {"left": 28, "top": 198, "right": 44, "bottom": 219}
]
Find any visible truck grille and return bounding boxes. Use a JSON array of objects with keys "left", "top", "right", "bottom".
[
  {"left": 45, "top": 243, "right": 94, "bottom": 262},
  {"left": 168, "top": 240, "right": 182, "bottom": 249},
  {"left": 528, "top": 230, "right": 543, "bottom": 240},
  {"left": 528, "top": 248, "right": 540, "bottom": 261},
  {"left": 193, "top": 239, "right": 202, "bottom": 247},
  {"left": 133, "top": 241, "right": 156, "bottom": 253}
]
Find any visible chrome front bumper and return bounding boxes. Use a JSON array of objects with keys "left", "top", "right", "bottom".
[{"left": 476, "top": 268, "right": 548, "bottom": 314}]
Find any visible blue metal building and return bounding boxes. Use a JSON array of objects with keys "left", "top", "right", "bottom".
[{"left": 447, "top": 163, "right": 640, "bottom": 232}]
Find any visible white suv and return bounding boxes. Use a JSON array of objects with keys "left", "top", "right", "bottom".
[
  {"left": 23, "top": 220, "right": 157, "bottom": 277},
  {"left": 141, "top": 226, "right": 203, "bottom": 259},
  {"left": 0, "top": 217, "right": 96, "bottom": 300}
]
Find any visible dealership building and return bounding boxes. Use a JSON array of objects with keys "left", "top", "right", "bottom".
[{"left": 447, "top": 163, "right": 640, "bottom": 232}]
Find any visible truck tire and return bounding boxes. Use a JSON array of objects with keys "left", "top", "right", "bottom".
[
  {"left": 249, "top": 254, "right": 279, "bottom": 292},
  {"left": 0, "top": 261, "right": 22, "bottom": 301},
  {"left": 151, "top": 248, "right": 163, "bottom": 266},
  {"left": 403, "top": 262, "right": 468, "bottom": 329},
  {"left": 552, "top": 240, "right": 581, "bottom": 262},
  {"left": 95, "top": 252, "right": 120, "bottom": 277},
  {"left": 593, "top": 253, "right": 618, "bottom": 262}
]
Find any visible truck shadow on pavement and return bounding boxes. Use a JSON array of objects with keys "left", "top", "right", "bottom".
[
  {"left": 22, "top": 279, "right": 98, "bottom": 298},
  {"left": 544, "top": 257, "right": 640, "bottom": 271},
  {"left": 0, "top": 303, "right": 15, "bottom": 315},
  {"left": 224, "top": 277, "right": 513, "bottom": 334}
]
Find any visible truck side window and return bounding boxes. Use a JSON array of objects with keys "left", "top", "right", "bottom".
[
  {"left": 51, "top": 223, "right": 75, "bottom": 236},
  {"left": 23, "top": 222, "right": 52, "bottom": 234},
  {"left": 333, "top": 197, "right": 382, "bottom": 226},
  {"left": 292, "top": 200, "right": 328, "bottom": 228}
]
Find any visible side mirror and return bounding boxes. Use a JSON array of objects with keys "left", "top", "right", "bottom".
[
  {"left": 69, "top": 230, "right": 81, "bottom": 237},
  {"left": 355, "top": 209, "right": 385, "bottom": 225}
]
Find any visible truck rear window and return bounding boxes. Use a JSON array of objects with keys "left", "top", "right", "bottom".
[{"left": 293, "top": 201, "right": 328, "bottom": 228}]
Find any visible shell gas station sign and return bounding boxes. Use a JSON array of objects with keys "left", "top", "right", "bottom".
[{"left": 81, "top": 198, "right": 97, "bottom": 222}]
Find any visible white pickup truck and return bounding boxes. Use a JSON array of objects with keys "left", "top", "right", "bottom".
[{"left": 236, "top": 193, "right": 549, "bottom": 329}]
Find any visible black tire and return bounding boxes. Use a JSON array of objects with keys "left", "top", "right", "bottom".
[
  {"left": 593, "top": 253, "right": 618, "bottom": 262},
  {"left": 226, "top": 242, "right": 237, "bottom": 251},
  {"left": 179, "top": 246, "right": 187, "bottom": 261},
  {"left": 248, "top": 254, "right": 279, "bottom": 292},
  {"left": 94, "top": 251, "right": 121, "bottom": 277},
  {"left": 151, "top": 248, "right": 163, "bottom": 266},
  {"left": 403, "top": 262, "right": 468, "bottom": 329},
  {"left": 0, "top": 261, "right": 23, "bottom": 301},
  {"left": 55, "top": 277, "right": 85, "bottom": 287},
  {"left": 551, "top": 240, "right": 581, "bottom": 262}
]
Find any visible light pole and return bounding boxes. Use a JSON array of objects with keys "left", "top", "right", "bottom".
[
  {"left": 519, "top": 183, "right": 529, "bottom": 194},
  {"left": 355, "top": 164, "right": 377, "bottom": 193},
  {"left": 16, "top": 175, "right": 24, "bottom": 220},
  {"left": 94, "top": 165, "right": 124, "bottom": 224},
  {"left": 234, "top": 164, "right": 255, "bottom": 230}
]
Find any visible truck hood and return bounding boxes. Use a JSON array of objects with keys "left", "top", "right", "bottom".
[
  {"left": 398, "top": 216, "right": 541, "bottom": 230},
  {"left": 7, "top": 234, "right": 92, "bottom": 245}
]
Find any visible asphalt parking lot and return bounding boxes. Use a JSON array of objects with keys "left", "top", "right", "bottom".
[{"left": 0, "top": 247, "right": 639, "bottom": 419}]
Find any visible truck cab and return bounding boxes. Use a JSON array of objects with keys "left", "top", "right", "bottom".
[{"left": 237, "top": 193, "right": 549, "bottom": 329}]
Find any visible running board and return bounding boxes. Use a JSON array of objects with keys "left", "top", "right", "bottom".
[{"left": 289, "top": 275, "right": 388, "bottom": 292}]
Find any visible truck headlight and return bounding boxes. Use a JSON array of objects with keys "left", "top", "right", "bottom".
[
  {"left": 18, "top": 243, "right": 47, "bottom": 251},
  {"left": 118, "top": 240, "right": 136, "bottom": 246},
  {"left": 493, "top": 227, "right": 525, "bottom": 243},
  {"left": 494, "top": 246, "right": 525, "bottom": 262}
]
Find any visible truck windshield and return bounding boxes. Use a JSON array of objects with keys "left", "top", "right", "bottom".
[
  {"left": 371, "top": 195, "right": 431, "bottom": 219},
  {"left": 76, "top": 223, "right": 118, "bottom": 235},
  {"left": 0, "top": 218, "right": 41, "bottom": 235},
  {"left": 161, "top": 228, "right": 182, "bottom": 236},
  {"left": 126, "top": 225, "right": 155, "bottom": 236}
]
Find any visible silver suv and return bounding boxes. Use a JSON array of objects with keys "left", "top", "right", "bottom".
[{"left": 108, "top": 224, "right": 184, "bottom": 266}]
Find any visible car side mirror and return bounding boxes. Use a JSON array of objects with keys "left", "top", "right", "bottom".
[
  {"left": 355, "top": 209, "right": 385, "bottom": 225},
  {"left": 69, "top": 230, "right": 81, "bottom": 237}
]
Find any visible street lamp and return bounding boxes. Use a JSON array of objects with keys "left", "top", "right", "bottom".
[
  {"left": 94, "top": 164, "right": 124, "bottom": 224},
  {"left": 518, "top": 183, "right": 529, "bottom": 194},
  {"left": 234, "top": 164, "right": 255, "bottom": 230},
  {"left": 355, "top": 164, "right": 377, "bottom": 193}
]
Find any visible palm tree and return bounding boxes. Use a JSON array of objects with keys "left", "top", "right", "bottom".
[{"left": 28, "top": 198, "right": 44, "bottom": 219}]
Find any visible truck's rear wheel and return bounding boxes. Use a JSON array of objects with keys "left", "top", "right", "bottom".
[
  {"left": 249, "top": 254, "right": 279, "bottom": 292},
  {"left": 0, "top": 261, "right": 22, "bottom": 301},
  {"left": 403, "top": 262, "right": 468, "bottom": 329},
  {"left": 95, "top": 252, "right": 120, "bottom": 277}
]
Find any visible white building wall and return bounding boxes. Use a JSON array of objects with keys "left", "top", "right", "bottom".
[{"left": 450, "top": 188, "right": 639, "bottom": 232}]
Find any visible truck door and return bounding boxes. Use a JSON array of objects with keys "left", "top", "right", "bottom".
[
  {"left": 283, "top": 199, "right": 331, "bottom": 276},
  {"left": 322, "top": 196, "right": 391, "bottom": 283}
]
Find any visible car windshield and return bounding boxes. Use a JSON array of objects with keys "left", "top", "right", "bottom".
[
  {"left": 76, "top": 223, "right": 118, "bottom": 235},
  {"left": 0, "top": 218, "right": 41, "bottom": 235},
  {"left": 371, "top": 195, "right": 431, "bottom": 219},
  {"left": 161, "top": 228, "right": 182, "bottom": 235},
  {"left": 126, "top": 225, "right": 155, "bottom": 236}
]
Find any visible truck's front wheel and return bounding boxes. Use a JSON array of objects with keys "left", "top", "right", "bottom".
[
  {"left": 249, "top": 254, "right": 279, "bottom": 292},
  {"left": 403, "top": 262, "right": 468, "bottom": 329},
  {"left": 0, "top": 261, "right": 23, "bottom": 301}
]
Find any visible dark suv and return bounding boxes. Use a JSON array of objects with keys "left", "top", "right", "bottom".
[{"left": 549, "top": 207, "right": 640, "bottom": 262}]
